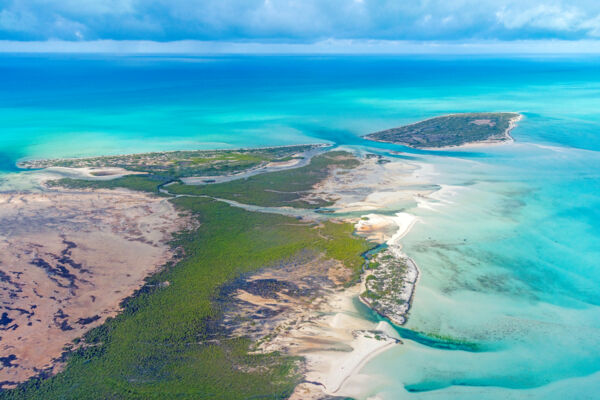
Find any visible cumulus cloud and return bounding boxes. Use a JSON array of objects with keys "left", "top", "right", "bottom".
[
  {"left": 496, "top": 4, "right": 600, "bottom": 38},
  {"left": 1, "top": 0, "right": 600, "bottom": 42}
]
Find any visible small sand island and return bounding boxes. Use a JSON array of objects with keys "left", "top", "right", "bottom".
[
  {"left": 364, "top": 112, "right": 522, "bottom": 149},
  {"left": 360, "top": 249, "right": 419, "bottom": 326}
]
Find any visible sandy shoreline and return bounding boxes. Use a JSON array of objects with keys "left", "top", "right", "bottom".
[
  {"left": 288, "top": 285, "right": 402, "bottom": 400},
  {"left": 418, "top": 113, "right": 523, "bottom": 150},
  {"left": 2, "top": 149, "right": 432, "bottom": 397},
  {"left": 366, "top": 113, "right": 523, "bottom": 151},
  {"left": 16, "top": 143, "right": 330, "bottom": 168},
  {"left": 286, "top": 156, "right": 434, "bottom": 399},
  {"left": 357, "top": 212, "right": 420, "bottom": 326}
]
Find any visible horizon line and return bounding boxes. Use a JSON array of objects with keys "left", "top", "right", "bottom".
[{"left": 2, "top": 39, "right": 600, "bottom": 55}]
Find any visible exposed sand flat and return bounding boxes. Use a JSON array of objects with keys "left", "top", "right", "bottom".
[
  {"left": 42, "top": 166, "right": 145, "bottom": 180},
  {"left": 356, "top": 214, "right": 399, "bottom": 242},
  {"left": 0, "top": 189, "right": 186, "bottom": 388},
  {"left": 0, "top": 167, "right": 142, "bottom": 193},
  {"left": 288, "top": 286, "right": 400, "bottom": 399},
  {"left": 315, "top": 155, "right": 437, "bottom": 213},
  {"left": 285, "top": 155, "right": 433, "bottom": 399},
  {"left": 0, "top": 151, "right": 431, "bottom": 396},
  {"left": 214, "top": 250, "right": 400, "bottom": 400},
  {"left": 356, "top": 212, "right": 417, "bottom": 245},
  {"left": 264, "top": 157, "right": 302, "bottom": 168}
]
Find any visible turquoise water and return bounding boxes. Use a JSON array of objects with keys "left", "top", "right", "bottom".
[
  {"left": 357, "top": 143, "right": 600, "bottom": 399},
  {"left": 1, "top": 55, "right": 599, "bottom": 398}
]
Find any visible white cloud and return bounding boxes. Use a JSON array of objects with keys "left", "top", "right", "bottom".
[
  {"left": 578, "top": 14, "right": 600, "bottom": 37},
  {"left": 2, "top": 0, "right": 600, "bottom": 41},
  {"left": 0, "top": 9, "right": 37, "bottom": 33},
  {"left": 495, "top": 2, "right": 600, "bottom": 38},
  {"left": 496, "top": 5, "right": 580, "bottom": 31}
]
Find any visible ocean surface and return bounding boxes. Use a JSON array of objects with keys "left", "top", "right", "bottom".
[{"left": 1, "top": 54, "right": 599, "bottom": 399}]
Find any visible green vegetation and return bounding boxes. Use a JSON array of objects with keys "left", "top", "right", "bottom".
[
  {"left": 189, "top": 152, "right": 267, "bottom": 166},
  {"left": 360, "top": 249, "right": 415, "bottom": 326},
  {"left": 166, "top": 151, "right": 360, "bottom": 208},
  {"left": 364, "top": 112, "right": 520, "bottom": 148},
  {"left": 44, "top": 150, "right": 359, "bottom": 209},
  {"left": 317, "top": 220, "right": 371, "bottom": 281},
  {"left": 5, "top": 154, "right": 373, "bottom": 399},
  {"left": 361, "top": 287, "right": 382, "bottom": 301},
  {"left": 20, "top": 145, "right": 319, "bottom": 178},
  {"left": 367, "top": 260, "right": 380, "bottom": 270},
  {"left": 46, "top": 175, "right": 170, "bottom": 193}
]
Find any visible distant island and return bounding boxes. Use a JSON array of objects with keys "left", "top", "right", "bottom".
[
  {"left": 363, "top": 112, "right": 522, "bottom": 149},
  {"left": 18, "top": 144, "right": 322, "bottom": 177}
]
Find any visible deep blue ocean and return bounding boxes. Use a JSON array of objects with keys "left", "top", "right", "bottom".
[{"left": 0, "top": 54, "right": 599, "bottom": 399}]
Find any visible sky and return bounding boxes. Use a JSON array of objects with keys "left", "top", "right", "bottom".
[{"left": 1, "top": 0, "right": 600, "bottom": 52}]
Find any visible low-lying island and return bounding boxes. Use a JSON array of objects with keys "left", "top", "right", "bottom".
[{"left": 364, "top": 112, "right": 522, "bottom": 149}]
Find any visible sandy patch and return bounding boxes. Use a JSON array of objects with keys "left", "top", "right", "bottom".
[
  {"left": 314, "top": 156, "right": 437, "bottom": 213},
  {"left": 470, "top": 119, "right": 495, "bottom": 126},
  {"left": 215, "top": 252, "right": 400, "bottom": 400},
  {"left": 286, "top": 154, "right": 432, "bottom": 398},
  {"left": 43, "top": 166, "right": 144, "bottom": 180},
  {"left": 0, "top": 189, "right": 186, "bottom": 388},
  {"left": 265, "top": 157, "right": 302, "bottom": 168},
  {"left": 288, "top": 285, "right": 400, "bottom": 399}
]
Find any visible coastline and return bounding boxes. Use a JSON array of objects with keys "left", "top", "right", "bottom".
[
  {"left": 287, "top": 157, "right": 432, "bottom": 399},
  {"left": 2, "top": 53, "right": 597, "bottom": 400},
  {"left": 358, "top": 255, "right": 420, "bottom": 327},
  {"left": 325, "top": 339, "right": 398, "bottom": 396},
  {"left": 357, "top": 212, "right": 420, "bottom": 326},
  {"left": 294, "top": 214, "right": 421, "bottom": 398},
  {"left": 287, "top": 284, "right": 402, "bottom": 400},
  {"left": 365, "top": 113, "right": 523, "bottom": 150},
  {"left": 417, "top": 113, "right": 523, "bottom": 150},
  {"left": 15, "top": 143, "right": 330, "bottom": 168},
  {"left": 3, "top": 147, "right": 430, "bottom": 398}
]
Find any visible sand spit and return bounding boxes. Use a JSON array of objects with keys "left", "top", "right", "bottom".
[
  {"left": 213, "top": 249, "right": 400, "bottom": 400},
  {"left": 0, "top": 189, "right": 186, "bottom": 388},
  {"left": 240, "top": 155, "right": 433, "bottom": 399},
  {"left": 289, "top": 287, "right": 400, "bottom": 400}
]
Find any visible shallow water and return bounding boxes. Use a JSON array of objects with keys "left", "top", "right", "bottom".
[
  {"left": 353, "top": 142, "right": 600, "bottom": 399},
  {"left": 1, "top": 54, "right": 599, "bottom": 398}
]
